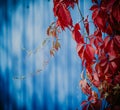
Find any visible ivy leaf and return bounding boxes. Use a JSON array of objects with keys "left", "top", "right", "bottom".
[
  {"left": 54, "top": 40, "right": 61, "bottom": 50},
  {"left": 80, "top": 79, "right": 92, "bottom": 95},
  {"left": 92, "top": 9, "right": 99, "bottom": 20},
  {"left": 90, "top": 5, "right": 98, "bottom": 11},
  {"left": 72, "top": 30, "right": 84, "bottom": 44},
  {"left": 93, "top": 72, "right": 99, "bottom": 81},
  {"left": 76, "top": 43, "right": 84, "bottom": 59},
  {"left": 54, "top": 3, "right": 73, "bottom": 30},
  {"left": 112, "top": 0, "right": 120, "bottom": 23},
  {"left": 85, "top": 44, "right": 95, "bottom": 61},
  {"left": 81, "top": 100, "right": 88, "bottom": 106},
  {"left": 84, "top": 16, "right": 89, "bottom": 35},
  {"left": 114, "top": 35, "right": 120, "bottom": 48},
  {"left": 74, "top": 23, "right": 80, "bottom": 30},
  {"left": 50, "top": 49, "right": 55, "bottom": 56},
  {"left": 72, "top": 23, "right": 84, "bottom": 43}
]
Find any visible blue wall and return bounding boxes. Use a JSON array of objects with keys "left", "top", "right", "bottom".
[{"left": 0, "top": 0, "right": 92, "bottom": 110}]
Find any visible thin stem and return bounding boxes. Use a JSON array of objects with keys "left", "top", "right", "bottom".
[
  {"left": 77, "top": 3, "right": 84, "bottom": 20},
  {"left": 77, "top": 3, "right": 88, "bottom": 43},
  {"left": 78, "top": 19, "right": 84, "bottom": 24},
  {"left": 68, "top": 26, "right": 72, "bottom": 31}
]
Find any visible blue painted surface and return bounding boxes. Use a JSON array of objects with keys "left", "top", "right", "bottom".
[{"left": 0, "top": 0, "right": 92, "bottom": 110}]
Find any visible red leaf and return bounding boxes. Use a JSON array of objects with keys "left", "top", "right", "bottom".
[
  {"left": 94, "top": 29, "right": 102, "bottom": 38},
  {"left": 106, "top": 24, "right": 113, "bottom": 35},
  {"left": 90, "top": 5, "right": 98, "bottom": 11},
  {"left": 86, "top": 62, "right": 93, "bottom": 73},
  {"left": 50, "top": 49, "right": 55, "bottom": 56},
  {"left": 54, "top": 3, "right": 73, "bottom": 30},
  {"left": 103, "top": 36, "right": 110, "bottom": 48},
  {"left": 82, "top": 104, "right": 88, "bottom": 110},
  {"left": 76, "top": 43, "right": 84, "bottom": 58},
  {"left": 80, "top": 79, "right": 92, "bottom": 95},
  {"left": 81, "top": 101, "right": 88, "bottom": 106},
  {"left": 94, "top": 39, "right": 99, "bottom": 48},
  {"left": 93, "top": 80, "right": 100, "bottom": 87},
  {"left": 85, "top": 44, "right": 95, "bottom": 60},
  {"left": 100, "top": 59, "right": 107, "bottom": 67},
  {"left": 92, "top": 10, "right": 108, "bottom": 31},
  {"left": 90, "top": 30, "right": 103, "bottom": 48},
  {"left": 109, "top": 55, "right": 117, "bottom": 61},
  {"left": 87, "top": 71, "right": 93, "bottom": 81},
  {"left": 89, "top": 30, "right": 103, "bottom": 48},
  {"left": 103, "top": 37, "right": 117, "bottom": 56},
  {"left": 114, "top": 35, "right": 120, "bottom": 48},
  {"left": 104, "top": 63, "right": 109, "bottom": 74},
  {"left": 114, "top": 74, "right": 120, "bottom": 84},
  {"left": 77, "top": 43, "right": 84, "bottom": 53},
  {"left": 72, "top": 23, "right": 83, "bottom": 43},
  {"left": 84, "top": 16, "right": 89, "bottom": 35},
  {"left": 94, "top": 15, "right": 106, "bottom": 31},
  {"left": 93, "top": 73, "right": 99, "bottom": 81},
  {"left": 72, "top": 30, "right": 84, "bottom": 43},
  {"left": 74, "top": 23, "right": 80, "bottom": 30},
  {"left": 95, "top": 64, "right": 101, "bottom": 74},
  {"left": 53, "top": 0, "right": 78, "bottom": 9},
  {"left": 90, "top": 36, "right": 95, "bottom": 44},
  {"left": 63, "top": 0, "right": 78, "bottom": 8},
  {"left": 105, "top": 74, "right": 113, "bottom": 83},
  {"left": 110, "top": 61, "right": 117, "bottom": 73},
  {"left": 112, "top": 0, "right": 120, "bottom": 23},
  {"left": 92, "top": 9, "right": 99, "bottom": 20},
  {"left": 92, "top": 72, "right": 100, "bottom": 87}
]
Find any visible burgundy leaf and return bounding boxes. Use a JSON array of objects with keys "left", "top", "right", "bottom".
[
  {"left": 90, "top": 5, "right": 98, "bottom": 11},
  {"left": 72, "top": 30, "right": 84, "bottom": 43},
  {"left": 54, "top": 3, "right": 73, "bottom": 30},
  {"left": 84, "top": 16, "right": 89, "bottom": 35}
]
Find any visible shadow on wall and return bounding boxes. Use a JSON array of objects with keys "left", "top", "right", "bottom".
[
  {"left": 0, "top": 0, "right": 33, "bottom": 36},
  {"left": 0, "top": 68, "right": 18, "bottom": 110},
  {"left": 0, "top": 0, "right": 18, "bottom": 31}
]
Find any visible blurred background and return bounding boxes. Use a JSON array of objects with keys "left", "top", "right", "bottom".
[{"left": 0, "top": 0, "right": 92, "bottom": 110}]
